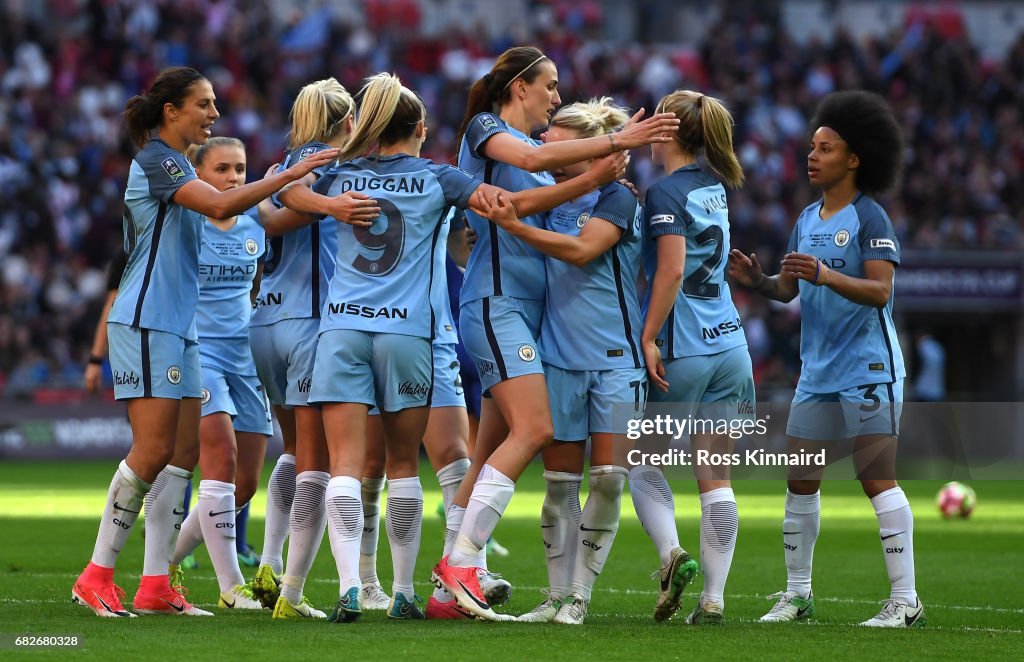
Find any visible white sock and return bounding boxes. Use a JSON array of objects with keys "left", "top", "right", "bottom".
[
  {"left": 261, "top": 453, "right": 295, "bottom": 574},
  {"left": 871, "top": 486, "right": 918, "bottom": 604},
  {"left": 359, "top": 476, "right": 386, "bottom": 585},
  {"left": 541, "top": 470, "right": 583, "bottom": 599},
  {"left": 197, "top": 479, "right": 245, "bottom": 593},
  {"left": 170, "top": 508, "right": 203, "bottom": 564},
  {"left": 449, "top": 464, "right": 514, "bottom": 568},
  {"left": 325, "top": 475, "right": 363, "bottom": 597},
  {"left": 571, "top": 466, "right": 625, "bottom": 601},
  {"left": 628, "top": 465, "right": 680, "bottom": 565},
  {"left": 433, "top": 504, "right": 466, "bottom": 602},
  {"left": 698, "top": 487, "right": 738, "bottom": 607},
  {"left": 281, "top": 471, "right": 329, "bottom": 605},
  {"left": 91, "top": 460, "right": 150, "bottom": 568},
  {"left": 437, "top": 458, "right": 470, "bottom": 516},
  {"left": 142, "top": 464, "right": 191, "bottom": 577},
  {"left": 784, "top": 490, "right": 820, "bottom": 599},
  {"left": 386, "top": 477, "right": 423, "bottom": 598}
]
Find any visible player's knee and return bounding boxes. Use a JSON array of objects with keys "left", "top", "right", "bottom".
[
  {"left": 590, "top": 465, "right": 627, "bottom": 499},
  {"left": 514, "top": 419, "right": 554, "bottom": 455}
]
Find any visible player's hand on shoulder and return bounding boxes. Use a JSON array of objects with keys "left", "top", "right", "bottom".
[
  {"left": 284, "top": 148, "right": 339, "bottom": 179},
  {"left": 618, "top": 178, "right": 641, "bottom": 201},
  {"left": 331, "top": 191, "right": 379, "bottom": 227}
]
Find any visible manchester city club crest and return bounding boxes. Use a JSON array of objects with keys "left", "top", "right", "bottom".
[
  {"left": 834, "top": 229, "right": 851, "bottom": 247},
  {"left": 518, "top": 345, "right": 536, "bottom": 362},
  {"left": 245, "top": 238, "right": 259, "bottom": 255},
  {"left": 576, "top": 212, "right": 590, "bottom": 228},
  {"left": 201, "top": 387, "right": 211, "bottom": 404},
  {"left": 167, "top": 366, "right": 181, "bottom": 385}
]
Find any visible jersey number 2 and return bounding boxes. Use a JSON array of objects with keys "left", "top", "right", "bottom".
[{"left": 682, "top": 225, "right": 724, "bottom": 300}]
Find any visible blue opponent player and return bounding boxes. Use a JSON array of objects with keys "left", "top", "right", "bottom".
[
  {"left": 248, "top": 78, "right": 379, "bottom": 620},
  {"left": 72, "top": 67, "right": 337, "bottom": 618},
  {"left": 474, "top": 98, "right": 644, "bottom": 625},
  {"left": 167, "top": 137, "right": 270, "bottom": 610},
  {"left": 435, "top": 46, "right": 678, "bottom": 620},
  {"left": 628, "top": 90, "right": 752, "bottom": 626},
  {"left": 265, "top": 72, "right": 625, "bottom": 623},
  {"left": 729, "top": 91, "right": 923, "bottom": 628}
]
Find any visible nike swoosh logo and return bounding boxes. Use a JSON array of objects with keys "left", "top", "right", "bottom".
[
  {"left": 859, "top": 414, "right": 879, "bottom": 422},
  {"left": 399, "top": 604, "right": 411, "bottom": 616},
  {"left": 173, "top": 508, "right": 185, "bottom": 516},
  {"left": 455, "top": 578, "right": 490, "bottom": 611},
  {"left": 97, "top": 594, "right": 114, "bottom": 613},
  {"left": 224, "top": 597, "right": 235, "bottom": 608},
  {"left": 783, "top": 531, "right": 801, "bottom": 535},
  {"left": 880, "top": 531, "right": 905, "bottom": 540},
  {"left": 209, "top": 509, "right": 234, "bottom": 517},
  {"left": 540, "top": 525, "right": 555, "bottom": 529},
  {"left": 580, "top": 525, "right": 613, "bottom": 533},
  {"left": 162, "top": 598, "right": 185, "bottom": 612},
  {"left": 113, "top": 501, "right": 140, "bottom": 513},
  {"left": 797, "top": 604, "right": 812, "bottom": 617},
  {"left": 904, "top": 609, "right": 920, "bottom": 626}
]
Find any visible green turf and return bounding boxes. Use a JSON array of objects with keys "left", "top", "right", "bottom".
[{"left": 1, "top": 461, "right": 1021, "bottom": 660}]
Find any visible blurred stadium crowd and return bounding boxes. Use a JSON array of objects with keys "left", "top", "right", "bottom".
[{"left": 1, "top": 0, "right": 1022, "bottom": 395}]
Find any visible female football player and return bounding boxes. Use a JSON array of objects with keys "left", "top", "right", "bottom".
[
  {"left": 72, "top": 66, "right": 336, "bottom": 617},
  {"left": 167, "top": 137, "right": 270, "bottom": 610},
  {"left": 629, "top": 90, "right": 751, "bottom": 625},
  {"left": 729, "top": 90, "right": 923, "bottom": 628}
]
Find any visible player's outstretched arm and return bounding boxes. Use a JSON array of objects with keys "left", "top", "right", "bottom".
[
  {"left": 174, "top": 148, "right": 339, "bottom": 219},
  {"left": 472, "top": 193, "right": 622, "bottom": 267},
  {"left": 481, "top": 111, "right": 676, "bottom": 173},
  {"left": 471, "top": 151, "right": 626, "bottom": 221}
]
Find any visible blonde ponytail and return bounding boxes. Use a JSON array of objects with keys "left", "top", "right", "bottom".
[{"left": 288, "top": 78, "right": 355, "bottom": 149}]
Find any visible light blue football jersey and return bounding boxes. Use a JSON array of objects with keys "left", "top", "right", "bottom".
[
  {"left": 197, "top": 213, "right": 265, "bottom": 341},
  {"left": 312, "top": 154, "right": 480, "bottom": 339},
  {"left": 642, "top": 164, "right": 747, "bottom": 359},
  {"left": 459, "top": 112, "right": 555, "bottom": 303},
  {"left": 788, "top": 193, "right": 905, "bottom": 392},
  {"left": 250, "top": 141, "right": 338, "bottom": 326},
  {"left": 108, "top": 138, "right": 202, "bottom": 340},
  {"left": 541, "top": 182, "right": 644, "bottom": 371}
]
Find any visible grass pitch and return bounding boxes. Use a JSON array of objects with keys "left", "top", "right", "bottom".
[{"left": 1, "top": 461, "right": 1021, "bottom": 660}]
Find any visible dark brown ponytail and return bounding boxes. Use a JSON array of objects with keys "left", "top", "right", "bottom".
[
  {"left": 455, "top": 46, "right": 548, "bottom": 148},
  {"left": 123, "top": 67, "right": 207, "bottom": 149}
]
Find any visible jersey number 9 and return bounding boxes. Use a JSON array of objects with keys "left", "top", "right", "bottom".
[{"left": 353, "top": 199, "right": 406, "bottom": 276}]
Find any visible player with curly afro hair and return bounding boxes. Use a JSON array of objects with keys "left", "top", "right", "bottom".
[
  {"left": 728, "top": 90, "right": 924, "bottom": 628},
  {"left": 809, "top": 90, "right": 904, "bottom": 195}
]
